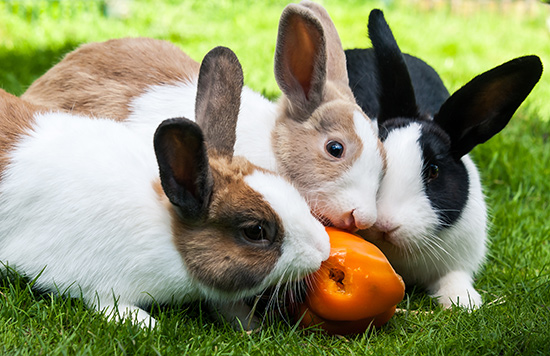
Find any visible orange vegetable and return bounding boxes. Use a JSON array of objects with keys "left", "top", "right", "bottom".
[{"left": 295, "top": 227, "right": 405, "bottom": 334}]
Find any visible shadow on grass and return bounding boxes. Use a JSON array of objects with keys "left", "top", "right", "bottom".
[{"left": 0, "top": 42, "right": 80, "bottom": 96}]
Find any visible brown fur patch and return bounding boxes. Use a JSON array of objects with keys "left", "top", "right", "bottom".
[
  {"left": 322, "top": 80, "right": 356, "bottom": 104},
  {"left": 170, "top": 155, "right": 284, "bottom": 294},
  {"left": 152, "top": 179, "right": 173, "bottom": 211},
  {"left": 273, "top": 98, "right": 363, "bottom": 189},
  {"left": 0, "top": 90, "right": 45, "bottom": 175},
  {"left": 23, "top": 37, "right": 200, "bottom": 121}
]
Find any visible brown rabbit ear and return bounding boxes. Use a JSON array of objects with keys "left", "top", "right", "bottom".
[
  {"left": 297, "top": 1, "right": 349, "bottom": 85},
  {"left": 195, "top": 46, "right": 244, "bottom": 158},
  {"left": 154, "top": 118, "right": 213, "bottom": 221},
  {"left": 274, "top": 3, "right": 326, "bottom": 121}
]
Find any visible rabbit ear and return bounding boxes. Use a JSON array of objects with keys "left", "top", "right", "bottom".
[
  {"left": 368, "top": 9, "right": 419, "bottom": 123},
  {"left": 434, "top": 55, "right": 543, "bottom": 159},
  {"left": 298, "top": 1, "right": 349, "bottom": 85},
  {"left": 274, "top": 3, "right": 327, "bottom": 121},
  {"left": 195, "top": 46, "right": 244, "bottom": 158},
  {"left": 154, "top": 118, "right": 213, "bottom": 221}
]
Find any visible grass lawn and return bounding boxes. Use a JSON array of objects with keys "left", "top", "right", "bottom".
[{"left": 1, "top": 0, "right": 549, "bottom": 354}]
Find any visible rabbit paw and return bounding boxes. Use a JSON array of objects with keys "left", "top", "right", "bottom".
[{"left": 429, "top": 270, "right": 482, "bottom": 310}]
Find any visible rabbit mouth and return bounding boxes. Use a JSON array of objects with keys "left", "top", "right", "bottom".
[
  {"left": 312, "top": 212, "right": 334, "bottom": 229},
  {"left": 359, "top": 227, "right": 393, "bottom": 242},
  {"left": 243, "top": 277, "right": 310, "bottom": 323},
  {"left": 381, "top": 227, "right": 401, "bottom": 244}
]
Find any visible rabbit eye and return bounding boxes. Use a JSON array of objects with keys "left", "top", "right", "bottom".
[
  {"left": 325, "top": 140, "right": 344, "bottom": 159},
  {"left": 241, "top": 223, "right": 272, "bottom": 246},
  {"left": 427, "top": 164, "right": 439, "bottom": 182}
]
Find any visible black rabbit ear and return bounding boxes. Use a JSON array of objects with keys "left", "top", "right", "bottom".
[
  {"left": 154, "top": 118, "right": 213, "bottom": 221},
  {"left": 434, "top": 55, "right": 543, "bottom": 159},
  {"left": 195, "top": 46, "right": 244, "bottom": 158},
  {"left": 368, "top": 9, "right": 419, "bottom": 123}
]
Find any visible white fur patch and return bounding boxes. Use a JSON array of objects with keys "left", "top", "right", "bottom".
[
  {"left": 322, "top": 110, "right": 382, "bottom": 230},
  {"left": 233, "top": 87, "right": 279, "bottom": 172},
  {"left": 126, "top": 81, "right": 279, "bottom": 171},
  {"left": 0, "top": 112, "right": 199, "bottom": 310},
  {"left": 244, "top": 170, "right": 330, "bottom": 287},
  {"left": 126, "top": 80, "right": 197, "bottom": 143},
  {"left": 376, "top": 123, "right": 439, "bottom": 248}
]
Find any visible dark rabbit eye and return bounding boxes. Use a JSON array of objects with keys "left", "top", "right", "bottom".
[
  {"left": 241, "top": 222, "right": 274, "bottom": 246},
  {"left": 326, "top": 140, "right": 344, "bottom": 158},
  {"left": 427, "top": 164, "right": 439, "bottom": 182}
]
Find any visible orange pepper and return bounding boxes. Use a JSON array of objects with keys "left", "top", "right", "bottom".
[{"left": 295, "top": 227, "right": 405, "bottom": 334}]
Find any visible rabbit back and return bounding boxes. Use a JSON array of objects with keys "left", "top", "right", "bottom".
[{"left": 23, "top": 37, "right": 200, "bottom": 121}]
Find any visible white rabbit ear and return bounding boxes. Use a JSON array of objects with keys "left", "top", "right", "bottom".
[
  {"left": 368, "top": 9, "right": 419, "bottom": 123},
  {"left": 274, "top": 3, "right": 326, "bottom": 121},
  {"left": 434, "top": 55, "right": 543, "bottom": 159},
  {"left": 154, "top": 118, "right": 213, "bottom": 220},
  {"left": 195, "top": 46, "right": 244, "bottom": 157}
]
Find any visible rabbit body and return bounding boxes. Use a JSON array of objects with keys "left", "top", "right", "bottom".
[
  {"left": 23, "top": 1, "right": 385, "bottom": 232},
  {"left": 0, "top": 47, "right": 330, "bottom": 328},
  {"left": 0, "top": 108, "right": 193, "bottom": 313},
  {"left": 345, "top": 10, "right": 542, "bottom": 308},
  {"left": 370, "top": 120, "right": 487, "bottom": 307}
]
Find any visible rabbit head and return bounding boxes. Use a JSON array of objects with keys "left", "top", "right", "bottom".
[{"left": 272, "top": 1, "right": 385, "bottom": 232}]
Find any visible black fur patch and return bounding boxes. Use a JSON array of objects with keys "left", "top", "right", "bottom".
[
  {"left": 380, "top": 119, "right": 469, "bottom": 229},
  {"left": 345, "top": 48, "right": 449, "bottom": 120},
  {"left": 418, "top": 121, "right": 469, "bottom": 229}
]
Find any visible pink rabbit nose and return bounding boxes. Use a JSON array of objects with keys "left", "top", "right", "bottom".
[{"left": 339, "top": 209, "right": 375, "bottom": 232}]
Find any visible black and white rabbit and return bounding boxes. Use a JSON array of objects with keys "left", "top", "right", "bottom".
[
  {"left": 23, "top": 1, "right": 385, "bottom": 232},
  {"left": 345, "top": 9, "right": 542, "bottom": 308},
  {"left": 0, "top": 47, "right": 330, "bottom": 328}
]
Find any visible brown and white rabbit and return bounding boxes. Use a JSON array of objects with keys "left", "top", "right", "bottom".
[
  {"left": 0, "top": 46, "right": 330, "bottom": 329},
  {"left": 345, "top": 10, "right": 542, "bottom": 308},
  {"left": 22, "top": 1, "right": 384, "bottom": 232}
]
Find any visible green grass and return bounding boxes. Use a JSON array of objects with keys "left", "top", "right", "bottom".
[{"left": 1, "top": 0, "right": 549, "bottom": 354}]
